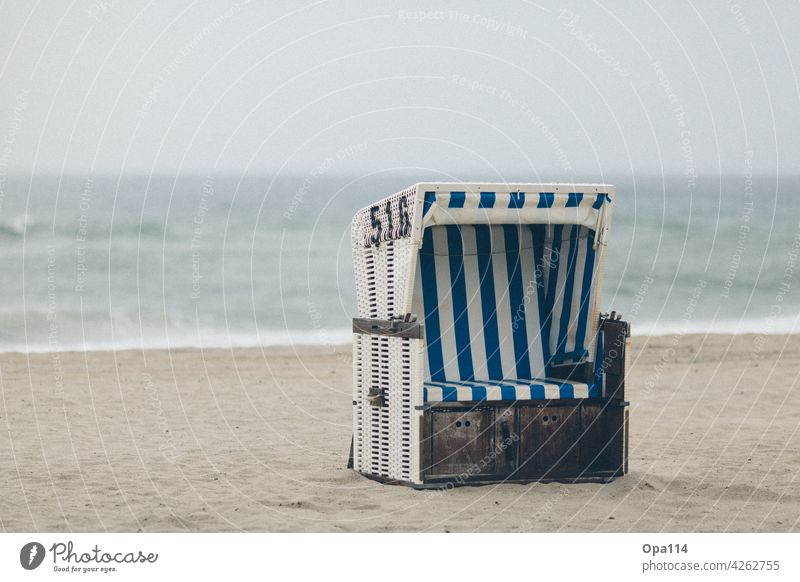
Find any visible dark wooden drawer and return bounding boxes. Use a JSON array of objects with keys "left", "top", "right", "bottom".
[
  {"left": 425, "top": 406, "right": 515, "bottom": 479},
  {"left": 517, "top": 405, "right": 580, "bottom": 478},
  {"left": 580, "top": 403, "right": 627, "bottom": 473}
]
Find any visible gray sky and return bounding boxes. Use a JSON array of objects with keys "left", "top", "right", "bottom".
[{"left": 1, "top": 0, "right": 798, "bottom": 177}]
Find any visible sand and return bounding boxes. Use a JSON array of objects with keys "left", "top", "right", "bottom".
[{"left": 1, "top": 333, "right": 799, "bottom": 532}]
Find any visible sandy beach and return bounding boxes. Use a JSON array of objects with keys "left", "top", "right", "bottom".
[{"left": 1, "top": 333, "right": 799, "bottom": 533}]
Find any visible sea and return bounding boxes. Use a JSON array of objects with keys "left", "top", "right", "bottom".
[{"left": 1, "top": 172, "right": 798, "bottom": 353}]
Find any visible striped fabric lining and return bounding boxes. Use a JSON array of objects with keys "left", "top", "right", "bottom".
[
  {"left": 542, "top": 224, "right": 597, "bottom": 363},
  {"left": 414, "top": 224, "right": 547, "bottom": 382},
  {"left": 412, "top": 223, "right": 600, "bottom": 400},
  {"left": 423, "top": 379, "right": 599, "bottom": 402}
]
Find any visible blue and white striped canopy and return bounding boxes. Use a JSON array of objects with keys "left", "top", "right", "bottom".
[
  {"left": 404, "top": 185, "right": 614, "bottom": 402},
  {"left": 353, "top": 183, "right": 614, "bottom": 402},
  {"left": 419, "top": 188, "right": 611, "bottom": 237}
]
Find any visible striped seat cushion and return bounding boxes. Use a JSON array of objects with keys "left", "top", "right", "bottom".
[{"left": 424, "top": 378, "right": 600, "bottom": 402}]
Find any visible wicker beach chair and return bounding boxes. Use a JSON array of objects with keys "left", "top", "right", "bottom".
[{"left": 349, "top": 184, "right": 629, "bottom": 487}]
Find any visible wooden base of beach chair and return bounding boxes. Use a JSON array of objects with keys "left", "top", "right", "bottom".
[
  {"left": 415, "top": 399, "right": 628, "bottom": 487},
  {"left": 352, "top": 398, "right": 628, "bottom": 489},
  {"left": 357, "top": 470, "right": 625, "bottom": 489}
]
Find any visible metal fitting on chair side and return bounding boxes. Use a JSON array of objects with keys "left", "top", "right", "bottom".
[
  {"left": 352, "top": 314, "right": 424, "bottom": 339},
  {"left": 366, "top": 386, "right": 386, "bottom": 407},
  {"left": 600, "top": 312, "right": 629, "bottom": 401}
]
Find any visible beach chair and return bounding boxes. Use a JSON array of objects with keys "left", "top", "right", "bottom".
[{"left": 349, "top": 184, "right": 629, "bottom": 487}]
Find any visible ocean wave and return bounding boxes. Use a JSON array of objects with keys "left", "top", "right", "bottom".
[
  {"left": 631, "top": 317, "right": 800, "bottom": 336},
  {"left": 0, "top": 328, "right": 354, "bottom": 354},
  {"left": 0, "top": 215, "right": 168, "bottom": 241},
  {"left": 3, "top": 318, "right": 800, "bottom": 354},
  {"left": 0, "top": 214, "right": 39, "bottom": 238}
]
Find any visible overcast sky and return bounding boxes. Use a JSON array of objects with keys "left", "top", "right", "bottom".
[{"left": 1, "top": 0, "right": 798, "bottom": 178}]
